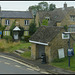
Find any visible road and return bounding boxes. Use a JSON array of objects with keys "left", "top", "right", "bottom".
[{"left": 0, "top": 55, "right": 45, "bottom": 74}]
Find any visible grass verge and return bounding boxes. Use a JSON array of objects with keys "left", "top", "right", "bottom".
[{"left": 50, "top": 43, "right": 75, "bottom": 71}]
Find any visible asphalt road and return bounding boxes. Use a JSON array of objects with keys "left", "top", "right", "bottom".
[{"left": 0, "top": 55, "right": 41, "bottom": 74}]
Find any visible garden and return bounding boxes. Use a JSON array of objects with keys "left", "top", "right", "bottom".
[{"left": 0, "top": 38, "right": 31, "bottom": 59}]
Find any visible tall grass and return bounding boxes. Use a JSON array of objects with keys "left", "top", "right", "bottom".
[{"left": 0, "top": 39, "right": 20, "bottom": 52}]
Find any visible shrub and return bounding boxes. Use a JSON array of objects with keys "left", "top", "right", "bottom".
[
  {"left": 29, "top": 22, "right": 37, "bottom": 36},
  {"left": 24, "top": 36, "right": 31, "bottom": 42},
  {"left": 3, "top": 36, "right": 13, "bottom": 42}
]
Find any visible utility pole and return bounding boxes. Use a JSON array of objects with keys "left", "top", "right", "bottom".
[{"left": 68, "top": 33, "right": 70, "bottom": 67}]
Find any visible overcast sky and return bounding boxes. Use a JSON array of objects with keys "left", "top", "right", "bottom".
[{"left": 0, "top": 1, "right": 75, "bottom": 11}]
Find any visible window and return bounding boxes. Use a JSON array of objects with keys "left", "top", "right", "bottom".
[
  {"left": 70, "top": 16, "right": 75, "bottom": 21},
  {"left": 5, "top": 20, "right": 10, "bottom": 25},
  {"left": 3, "top": 31, "right": 10, "bottom": 36},
  {"left": 45, "top": 17, "right": 50, "bottom": 21},
  {"left": 24, "top": 20, "right": 29, "bottom": 25},
  {"left": 24, "top": 31, "right": 29, "bottom": 36},
  {"left": 68, "top": 28, "right": 75, "bottom": 32}
]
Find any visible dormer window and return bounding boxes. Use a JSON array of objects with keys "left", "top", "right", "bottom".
[
  {"left": 45, "top": 17, "right": 50, "bottom": 21},
  {"left": 70, "top": 15, "right": 75, "bottom": 21}
]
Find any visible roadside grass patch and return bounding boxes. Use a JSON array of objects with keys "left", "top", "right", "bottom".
[
  {"left": 50, "top": 43, "right": 75, "bottom": 71},
  {"left": 0, "top": 39, "right": 31, "bottom": 52},
  {"left": 20, "top": 51, "right": 31, "bottom": 59}
]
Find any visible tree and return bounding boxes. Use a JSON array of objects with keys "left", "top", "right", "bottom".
[
  {"left": 64, "top": 25, "right": 68, "bottom": 31},
  {"left": 28, "top": 1, "right": 49, "bottom": 13},
  {"left": 42, "top": 19, "right": 48, "bottom": 26},
  {"left": 19, "top": 26, "right": 24, "bottom": 38},
  {"left": 49, "top": 3, "right": 56, "bottom": 11},
  {"left": 9, "top": 20, "right": 16, "bottom": 37},
  {"left": 0, "top": 23, "right": 6, "bottom": 31},
  {"left": 38, "top": 1, "right": 48, "bottom": 11},
  {"left": 29, "top": 22, "right": 37, "bottom": 36},
  {"left": 0, "top": 23, "right": 7, "bottom": 38}
]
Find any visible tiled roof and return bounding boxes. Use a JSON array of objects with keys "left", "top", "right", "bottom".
[
  {"left": 1, "top": 11, "right": 33, "bottom": 19},
  {"left": 29, "top": 26, "right": 63, "bottom": 43},
  {"left": 37, "top": 6, "right": 75, "bottom": 26}
]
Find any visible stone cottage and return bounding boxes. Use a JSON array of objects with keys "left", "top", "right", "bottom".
[
  {"left": 35, "top": 3, "right": 75, "bottom": 32},
  {"left": 29, "top": 26, "right": 74, "bottom": 63},
  {"left": 0, "top": 6, "right": 33, "bottom": 37}
]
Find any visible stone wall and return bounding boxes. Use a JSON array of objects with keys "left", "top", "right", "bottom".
[
  {"left": 49, "top": 28, "right": 74, "bottom": 62},
  {"left": 61, "top": 11, "right": 75, "bottom": 26},
  {"left": 1, "top": 18, "right": 32, "bottom": 30},
  {"left": 31, "top": 43, "right": 38, "bottom": 60}
]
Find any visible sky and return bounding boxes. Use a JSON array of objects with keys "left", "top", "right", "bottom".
[{"left": 0, "top": 1, "right": 75, "bottom": 11}]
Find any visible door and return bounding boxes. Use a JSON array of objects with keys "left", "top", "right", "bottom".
[
  {"left": 37, "top": 44, "right": 45, "bottom": 58},
  {"left": 14, "top": 32, "right": 18, "bottom": 40}
]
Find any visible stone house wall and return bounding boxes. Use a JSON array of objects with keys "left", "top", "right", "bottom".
[
  {"left": 49, "top": 29, "right": 74, "bottom": 62},
  {"left": 1, "top": 18, "right": 32, "bottom": 30},
  {"left": 58, "top": 11, "right": 75, "bottom": 26},
  {"left": 31, "top": 28, "right": 75, "bottom": 63}
]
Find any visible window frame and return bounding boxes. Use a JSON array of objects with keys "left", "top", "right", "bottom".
[
  {"left": 5, "top": 19, "right": 10, "bottom": 25},
  {"left": 45, "top": 17, "right": 50, "bottom": 21},
  {"left": 70, "top": 16, "right": 75, "bottom": 21},
  {"left": 24, "top": 20, "right": 29, "bottom": 25}
]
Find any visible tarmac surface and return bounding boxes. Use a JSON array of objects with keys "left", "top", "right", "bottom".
[{"left": 0, "top": 52, "right": 75, "bottom": 74}]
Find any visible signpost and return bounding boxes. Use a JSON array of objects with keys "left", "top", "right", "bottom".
[{"left": 62, "top": 32, "right": 74, "bottom": 67}]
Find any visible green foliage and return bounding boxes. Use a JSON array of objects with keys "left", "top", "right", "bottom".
[
  {"left": 0, "top": 23, "right": 6, "bottom": 31},
  {"left": 52, "top": 56, "right": 68, "bottom": 63},
  {"left": 64, "top": 25, "right": 68, "bottom": 31},
  {"left": 29, "top": 22, "right": 37, "bottom": 36},
  {"left": 42, "top": 19, "right": 48, "bottom": 26},
  {"left": 21, "top": 51, "right": 31, "bottom": 59},
  {"left": 19, "top": 26, "right": 24, "bottom": 38},
  {"left": 0, "top": 23, "right": 7, "bottom": 38},
  {"left": 3, "top": 36, "right": 13, "bottom": 42},
  {"left": 49, "top": 3, "right": 56, "bottom": 11},
  {"left": 24, "top": 36, "right": 31, "bottom": 42},
  {"left": 9, "top": 20, "right": 16, "bottom": 37},
  {"left": 38, "top": 1, "right": 48, "bottom": 11},
  {"left": 39, "top": 22, "right": 41, "bottom": 27},
  {"left": 28, "top": 1, "right": 56, "bottom": 12}
]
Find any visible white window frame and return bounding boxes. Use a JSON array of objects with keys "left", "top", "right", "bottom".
[
  {"left": 24, "top": 31, "right": 29, "bottom": 36},
  {"left": 5, "top": 20, "right": 10, "bottom": 25},
  {"left": 24, "top": 20, "right": 29, "bottom": 25},
  {"left": 70, "top": 16, "right": 75, "bottom": 21},
  {"left": 4, "top": 31, "right": 10, "bottom": 36},
  {"left": 68, "top": 27, "right": 75, "bottom": 32},
  {"left": 45, "top": 17, "right": 50, "bottom": 21}
]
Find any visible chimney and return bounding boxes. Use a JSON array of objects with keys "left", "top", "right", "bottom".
[{"left": 64, "top": 2, "right": 67, "bottom": 9}]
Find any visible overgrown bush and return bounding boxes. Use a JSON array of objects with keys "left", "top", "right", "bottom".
[
  {"left": 21, "top": 36, "right": 25, "bottom": 41},
  {"left": 24, "top": 36, "right": 31, "bottom": 42},
  {"left": 29, "top": 22, "right": 37, "bottom": 36},
  {"left": 3, "top": 36, "right": 13, "bottom": 42}
]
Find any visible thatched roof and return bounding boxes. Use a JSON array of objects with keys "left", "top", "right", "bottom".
[{"left": 29, "top": 26, "right": 64, "bottom": 43}]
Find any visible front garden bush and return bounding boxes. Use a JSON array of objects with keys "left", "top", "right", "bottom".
[
  {"left": 24, "top": 36, "right": 31, "bottom": 42},
  {"left": 3, "top": 36, "right": 13, "bottom": 42}
]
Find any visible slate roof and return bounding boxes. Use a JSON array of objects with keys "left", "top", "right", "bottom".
[
  {"left": 37, "top": 6, "right": 75, "bottom": 26},
  {"left": 29, "top": 26, "right": 64, "bottom": 43},
  {"left": 1, "top": 11, "right": 33, "bottom": 19}
]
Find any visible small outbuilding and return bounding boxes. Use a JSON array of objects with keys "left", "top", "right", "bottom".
[{"left": 29, "top": 26, "right": 74, "bottom": 63}]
